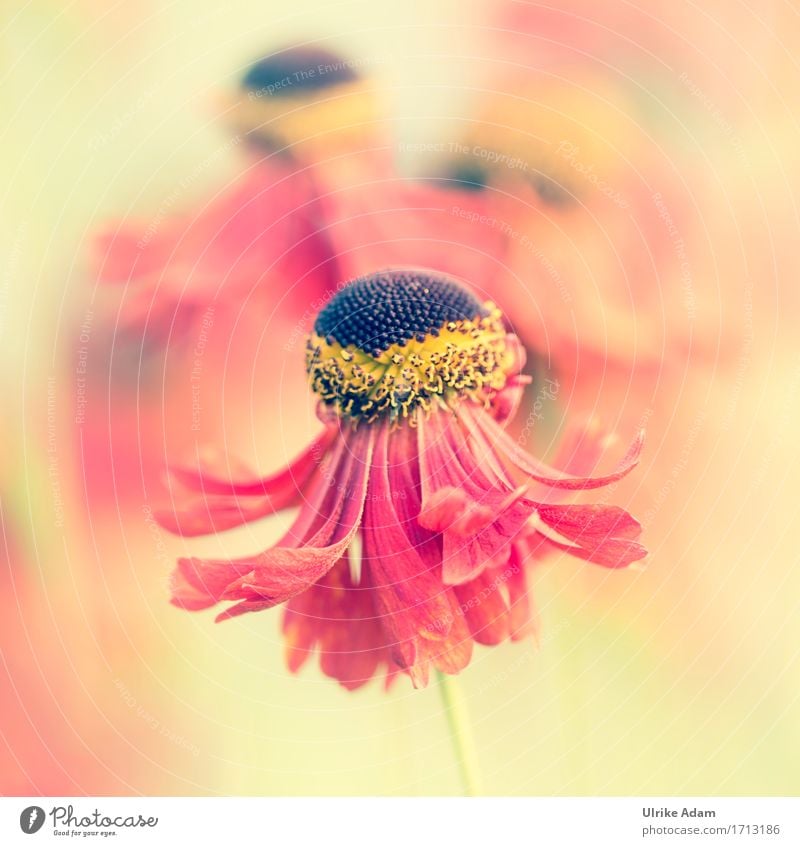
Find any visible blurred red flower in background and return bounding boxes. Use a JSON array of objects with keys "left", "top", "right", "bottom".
[{"left": 82, "top": 45, "right": 522, "bottom": 514}]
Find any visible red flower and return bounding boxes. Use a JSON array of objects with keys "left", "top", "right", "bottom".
[
  {"left": 92, "top": 44, "right": 521, "bottom": 347},
  {"left": 92, "top": 44, "right": 387, "bottom": 343},
  {"left": 93, "top": 155, "right": 335, "bottom": 342},
  {"left": 159, "top": 269, "right": 646, "bottom": 690}
]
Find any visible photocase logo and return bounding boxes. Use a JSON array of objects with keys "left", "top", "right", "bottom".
[
  {"left": 15, "top": 804, "right": 159, "bottom": 836},
  {"left": 19, "top": 806, "right": 45, "bottom": 834}
]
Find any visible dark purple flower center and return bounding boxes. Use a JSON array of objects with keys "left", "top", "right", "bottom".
[{"left": 314, "top": 270, "right": 489, "bottom": 357}]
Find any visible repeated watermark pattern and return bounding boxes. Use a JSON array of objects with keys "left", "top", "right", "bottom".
[
  {"left": 450, "top": 206, "right": 572, "bottom": 305},
  {"left": 190, "top": 306, "right": 215, "bottom": 432},
  {"left": 46, "top": 376, "right": 65, "bottom": 529},
  {"left": 136, "top": 136, "right": 243, "bottom": 250},
  {"left": 641, "top": 409, "right": 707, "bottom": 529},
  {"left": 679, "top": 71, "right": 748, "bottom": 166},
  {"left": 87, "top": 84, "right": 161, "bottom": 152},
  {"left": 555, "top": 141, "right": 629, "bottom": 208},
  {"left": 74, "top": 309, "right": 94, "bottom": 427},
  {"left": 114, "top": 677, "right": 200, "bottom": 758},
  {"left": 652, "top": 192, "right": 697, "bottom": 321}
]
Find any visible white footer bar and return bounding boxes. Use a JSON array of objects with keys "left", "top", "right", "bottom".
[{"left": 1, "top": 797, "right": 796, "bottom": 845}]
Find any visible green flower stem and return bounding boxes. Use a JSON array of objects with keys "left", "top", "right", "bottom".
[{"left": 436, "top": 670, "right": 483, "bottom": 796}]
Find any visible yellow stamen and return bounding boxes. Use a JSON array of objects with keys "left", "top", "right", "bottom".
[{"left": 306, "top": 306, "right": 513, "bottom": 423}]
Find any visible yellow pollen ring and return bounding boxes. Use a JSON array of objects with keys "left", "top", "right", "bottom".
[{"left": 305, "top": 307, "right": 513, "bottom": 423}]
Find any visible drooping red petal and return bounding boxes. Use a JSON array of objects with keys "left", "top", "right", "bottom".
[
  {"left": 282, "top": 552, "right": 390, "bottom": 690},
  {"left": 156, "top": 426, "right": 336, "bottom": 536},
  {"left": 217, "top": 430, "right": 374, "bottom": 618},
  {"left": 361, "top": 424, "right": 455, "bottom": 674},
  {"left": 454, "top": 568, "right": 511, "bottom": 645},
  {"left": 168, "top": 427, "right": 374, "bottom": 620},
  {"left": 503, "top": 545, "right": 539, "bottom": 642},
  {"left": 417, "top": 485, "right": 471, "bottom": 533},
  {"left": 170, "top": 427, "right": 336, "bottom": 497},
  {"left": 462, "top": 402, "right": 645, "bottom": 491},
  {"left": 418, "top": 410, "right": 535, "bottom": 585},
  {"left": 373, "top": 422, "right": 478, "bottom": 685},
  {"left": 170, "top": 558, "right": 256, "bottom": 611},
  {"left": 534, "top": 502, "right": 647, "bottom": 568},
  {"left": 424, "top": 598, "right": 474, "bottom": 679},
  {"left": 549, "top": 418, "right": 616, "bottom": 476},
  {"left": 389, "top": 582, "right": 474, "bottom": 686},
  {"left": 439, "top": 499, "right": 529, "bottom": 585}
]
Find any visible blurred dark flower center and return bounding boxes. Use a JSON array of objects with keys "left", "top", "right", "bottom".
[{"left": 241, "top": 45, "right": 360, "bottom": 95}]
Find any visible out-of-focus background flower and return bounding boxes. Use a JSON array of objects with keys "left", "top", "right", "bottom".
[{"left": 2, "top": 0, "right": 799, "bottom": 795}]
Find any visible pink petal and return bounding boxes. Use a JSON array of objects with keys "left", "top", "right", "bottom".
[
  {"left": 550, "top": 418, "right": 613, "bottom": 476},
  {"left": 170, "top": 559, "right": 256, "bottom": 611},
  {"left": 418, "top": 410, "right": 535, "bottom": 584},
  {"left": 170, "top": 427, "right": 336, "bottom": 497},
  {"left": 418, "top": 486, "right": 471, "bottom": 533},
  {"left": 169, "top": 428, "right": 374, "bottom": 619},
  {"left": 503, "top": 546, "right": 539, "bottom": 642},
  {"left": 440, "top": 489, "right": 531, "bottom": 585},
  {"left": 454, "top": 570, "right": 511, "bottom": 645},
  {"left": 462, "top": 403, "right": 645, "bottom": 491},
  {"left": 427, "top": 614, "right": 474, "bottom": 677},
  {"left": 490, "top": 373, "right": 532, "bottom": 425},
  {"left": 282, "top": 553, "right": 389, "bottom": 690},
  {"left": 487, "top": 336, "right": 530, "bottom": 424},
  {"left": 535, "top": 503, "right": 647, "bottom": 568},
  {"left": 399, "top": 588, "right": 474, "bottom": 685},
  {"left": 221, "top": 430, "right": 374, "bottom": 604},
  {"left": 155, "top": 426, "right": 337, "bottom": 537},
  {"left": 362, "top": 425, "right": 454, "bottom": 654}
]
